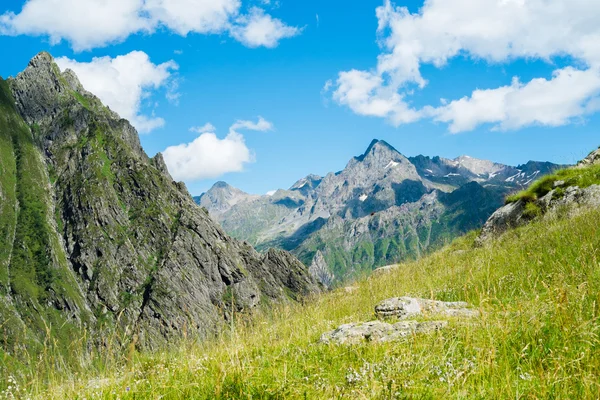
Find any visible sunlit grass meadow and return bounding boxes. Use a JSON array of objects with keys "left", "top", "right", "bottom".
[{"left": 3, "top": 205, "right": 600, "bottom": 399}]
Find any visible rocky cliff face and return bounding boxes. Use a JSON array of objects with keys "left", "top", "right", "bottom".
[
  {"left": 0, "top": 52, "right": 320, "bottom": 352},
  {"left": 478, "top": 149, "right": 600, "bottom": 244},
  {"left": 198, "top": 140, "right": 564, "bottom": 285}
]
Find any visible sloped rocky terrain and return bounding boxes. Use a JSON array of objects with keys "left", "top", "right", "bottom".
[
  {"left": 197, "top": 140, "right": 564, "bottom": 285},
  {"left": 0, "top": 52, "right": 319, "bottom": 352},
  {"left": 478, "top": 147, "right": 600, "bottom": 244}
]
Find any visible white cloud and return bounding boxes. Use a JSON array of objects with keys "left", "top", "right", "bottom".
[
  {"left": 230, "top": 7, "right": 301, "bottom": 48},
  {"left": 163, "top": 117, "right": 273, "bottom": 181},
  {"left": 434, "top": 68, "right": 600, "bottom": 132},
  {"left": 332, "top": 69, "right": 421, "bottom": 124},
  {"left": 56, "top": 51, "right": 178, "bottom": 133},
  {"left": 0, "top": 0, "right": 300, "bottom": 50},
  {"left": 163, "top": 131, "right": 252, "bottom": 181},
  {"left": 329, "top": 0, "right": 600, "bottom": 132},
  {"left": 0, "top": 0, "right": 151, "bottom": 51},
  {"left": 229, "top": 116, "right": 273, "bottom": 133},
  {"left": 165, "top": 77, "right": 181, "bottom": 105},
  {"left": 190, "top": 123, "right": 216, "bottom": 134},
  {"left": 144, "top": 0, "right": 240, "bottom": 36}
]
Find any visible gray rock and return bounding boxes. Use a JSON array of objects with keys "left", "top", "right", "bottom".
[
  {"left": 320, "top": 320, "right": 448, "bottom": 345},
  {"left": 308, "top": 250, "right": 334, "bottom": 288},
  {"left": 375, "top": 297, "right": 479, "bottom": 319},
  {"left": 577, "top": 147, "right": 600, "bottom": 168},
  {"left": 0, "top": 52, "right": 321, "bottom": 351},
  {"left": 543, "top": 185, "right": 600, "bottom": 211},
  {"left": 478, "top": 183, "right": 600, "bottom": 243},
  {"left": 476, "top": 200, "right": 527, "bottom": 244},
  {"left": 553, "top": 180, "right": 565, "bottom": 188},
  {"left": 373, "top": 264, "right": 399, "bottom": 275}
]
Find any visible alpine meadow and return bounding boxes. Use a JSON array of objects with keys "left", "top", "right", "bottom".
[{"left": 1, "top": 0, "right": 600, "bottom": 399}]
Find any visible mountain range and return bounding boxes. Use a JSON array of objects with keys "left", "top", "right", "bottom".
[
  {"left": 196, "top": 139, "right": 564, "bottom": 285},
  {"left": 0, "top": 52, "right": 319, "bottom": 352}
]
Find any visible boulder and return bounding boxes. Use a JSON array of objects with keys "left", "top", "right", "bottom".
[
  {"left": 320, "top": 320, "right": 448, "bottom": 345},
  {"left": 375, "top": 297, "right": 479, "bottom": 319},
  {"left": 476, "top": 200, "right": 527, "bottom": 244},
  {"left": 372, "top": 264, "right": 399, "bottom": 275}
]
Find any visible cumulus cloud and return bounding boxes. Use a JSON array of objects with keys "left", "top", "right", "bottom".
[
  {"left": 190, "top": 123, "right": 217, "bottom": 134},
  {"left": 434, "top": 68, "right": 600, "bottom": 133},
  {"left": 0, "top": 0, "right": 151, "bottom": 51},
  {"left": 329, "top": 0, "right": 600, "bottom": 132},
  {"left": 229, "top": 116, "right": 273, "bottom": 133},
  {"left": 56, "top": 51, "right": 178, "bottom": 133},
  {"left": 0, "top": 0, "right": 300, "bottom": 50},
  {"left": 163, "top": 117, "right": 273, "bottom": 181},
  {"left": 145, "top": 0, "right": 240, "bottom": 36},
  {"left": 230, "top": 7, "right": 301, "bottom": 48}
]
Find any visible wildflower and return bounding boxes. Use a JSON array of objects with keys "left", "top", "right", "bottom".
[{"left": 519, "top": 372, "right": 532, "bottom": 381}]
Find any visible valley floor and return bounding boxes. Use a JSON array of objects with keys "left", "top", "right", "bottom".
[{"left": 4, "top": 207, "right": 600, "bottom": 399}]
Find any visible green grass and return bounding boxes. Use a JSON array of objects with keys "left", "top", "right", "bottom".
[
  {"left": 1, "top": 201, "right": 599, "bottom": 399},
  {"left": 0, "top": 79, "right": 18, "bottom": 291},
  {"left": 506, "top": 164, "right": 600, "bottom": 204},
  {"left": 72, "top": 91, "right": 90, "bottom": 110},
  {"left": 0, "top": 77, "right": 89, "bottom": 359}
]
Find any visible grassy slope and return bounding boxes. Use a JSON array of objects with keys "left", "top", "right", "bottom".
[
  {"left": 0, "top": 78, "right": 87, "bottom": 356},
  {"left": 0, "top": 78, "right": 18, "bottom": 291},
  {"left": 8, "top": 200, "right": 598, "bottom": 398}
]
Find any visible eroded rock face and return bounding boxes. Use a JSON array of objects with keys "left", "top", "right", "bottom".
[
  {"left": 320, "top": 320, "right": 448, "bottom": 345},
  {"left": 308, "top": 250, "right": 334, "bottom": 288},
  {"left": 540, "top": 185, "right": 600, "bottom": 210},
  {"left": 476, "top": 200, "right": 528, "bottom": 244},
  {"left": 375, "top": 297, "right": 479, "bottom": 320},
  {"left": 577, "top": 147, "right": 600, "bottom": 168},
  {"left": 477, "top": 184, "right": 600, "bottom": 244},
  {"left": 0, "top": 52, "right": 320, "bottom": 351}
]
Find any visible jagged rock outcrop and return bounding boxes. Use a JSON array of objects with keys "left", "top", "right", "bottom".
[
  {"left": 476, "top": 200, "right": 528, "bottom": 243},
  {"left": 308, "top": 250, "right": 334, "bottom": 288},
  {"left": 479, "top": 184, "right": 600, "bottom": 244},
  {"left": 477, "top": 146, "right": 600, "bottom": 243},
  {"left": 577, "top": 147, "right": 600, "bottom": 168},
  {"left": 0, "top": 52, "right": 320, "bottom": 351}
]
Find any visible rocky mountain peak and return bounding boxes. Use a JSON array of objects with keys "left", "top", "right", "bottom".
[
  {"left": 345, "top": 139, "right": 415, "bottom": 179},
  {"left": 356, "top": 139, "right": 400, "bottom": 162},
  {"left": 11, "top": 52, "right": 72, "bottom": 125},
  {"left": 27, "top": 51, "right": 53, "bottom": 68},
  {"left": 451, "top": 155, "right": 506, "bottom": 177},
  {"left": 0, "top": 54, "right": 320, "bottom": 351},
  {"left": 10, "top": 51, "right": 144, "bottom": 158},
  {"left": 198, "top": 181, "right": 257, "bottom": 216},
  {"left": 290, "top": 174, "right": 323, "bottom": 194},
  {"left": 213, "top": 181, "right": 232, "bottom": 189}
]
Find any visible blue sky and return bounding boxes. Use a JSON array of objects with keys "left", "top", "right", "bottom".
[{"left": 1, "top": 0, "right": 599, "bottom": 196}]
